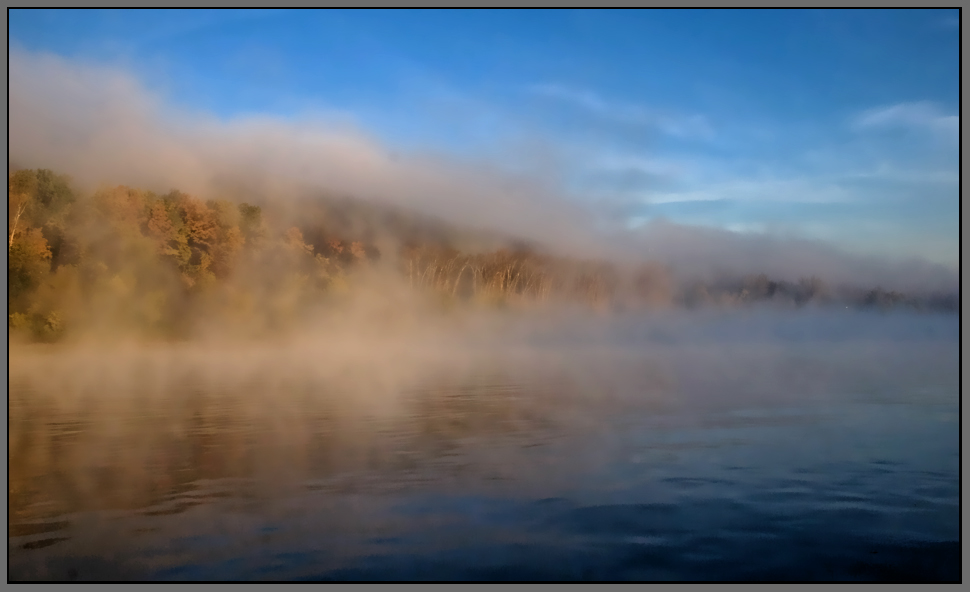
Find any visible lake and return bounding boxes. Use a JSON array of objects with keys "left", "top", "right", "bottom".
[{"left": 8, "top": 310, "right": 961, "bottom": 581}]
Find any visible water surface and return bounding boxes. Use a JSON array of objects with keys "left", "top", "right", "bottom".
[{"left": 8, "top": 311, "right": 960, "bottom": 581}]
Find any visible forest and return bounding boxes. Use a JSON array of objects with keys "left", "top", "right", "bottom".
[{"left": 8, "top": 169, "right": 958, "bottom": 343}]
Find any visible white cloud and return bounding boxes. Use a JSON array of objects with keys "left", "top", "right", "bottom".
[
  {"left": 529, "top": 84, "right": 609, "bottom": 115},
  {"left": 935, "top": 15, "right": 959, "bottom": 29},
  {"left": 642, "top": 177, "right": 855, "bottom": 205},
  {"left": 529, "top": 83, "right": 715, "bottom": 141},
  {"left": 839, "top": 166, "right": 958, "bottom": 185},
  {"left": 723, "top": 222, "right": 767, "bottom": 235},
  {"left": 852, "top": 101, "right": 958, "bottom": 137},
  {"left": 592, "top": 154, "right": 687, "bottom": 178}
]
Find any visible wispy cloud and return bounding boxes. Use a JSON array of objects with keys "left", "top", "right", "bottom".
[
  {"left": 935, "top": 14, "right": 959, "bottom": 29},
  {"left": 639, "top": 177, "right": 857, "bottom": 206},
  {"left": 529, "top": 83, "right": 715, "bottom": 141},
  {"left": 852, "top": 101, "right": 958, "bottom": 137},
  {"left": 840, "top": 165, "right": 958, "bottom": 185},
  {"left": 594, "top": 154, "right": 686, "bottom": 176}
]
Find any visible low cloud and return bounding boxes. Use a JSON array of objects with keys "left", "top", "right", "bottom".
[
  {"left": 9, "top": 49, "right": 958, "bottom": 294},
  {"left": 9, "top": 49, "right": 613, "bottom": 260},
  {"left": 628, "top": 219, "right": 957, "bottom": 294}
]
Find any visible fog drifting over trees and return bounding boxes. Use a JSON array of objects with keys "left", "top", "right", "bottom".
[{"left": 8, "top": 49, "right": 958, "bottom": 345}]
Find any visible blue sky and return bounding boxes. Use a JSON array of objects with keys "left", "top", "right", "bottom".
[{"left": 9, "top": 9, "right": 960, "bottom": 268}]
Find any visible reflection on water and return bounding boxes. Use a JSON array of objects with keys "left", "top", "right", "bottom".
[{"left": 8, "top": 315, "right": 960, "bottom": 581}]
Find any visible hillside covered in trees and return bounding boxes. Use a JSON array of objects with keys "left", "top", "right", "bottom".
[{"left": 8, "top": 169, "right": 958, "bottom": 343}]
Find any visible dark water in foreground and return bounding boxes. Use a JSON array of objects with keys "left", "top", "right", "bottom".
[{"left": 8, "top": 312, "right": 961, "bottom": 581}]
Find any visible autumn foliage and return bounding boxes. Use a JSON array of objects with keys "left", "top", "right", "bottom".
[
  {"left": 8, "top": 169, "right": 957, "bottom": 343},
  {"left": 7, "top": 170, "right": 360, "bottom": 341}
]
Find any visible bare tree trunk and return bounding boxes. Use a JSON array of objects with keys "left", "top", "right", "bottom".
[
  {"left": 452, "top": 263, "right": 470, "bottom": 297},
  {"left": 505, "top": 267, "right": 512, "bottom": 295},
  {"left": 509, "top": 267, "right": 522, "bottom": 295},
  {"left": 422, "top": 260, "right": 438, "bottom": 287},
  {"left": 8, "top": 198, "right": 29, "bottom": 248}
]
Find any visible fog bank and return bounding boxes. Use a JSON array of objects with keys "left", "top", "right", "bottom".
[{"left": 9, "top": 48, "right": 958, "bottom": 294}]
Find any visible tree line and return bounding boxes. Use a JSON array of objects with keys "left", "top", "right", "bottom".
[
  {"left": 8, "top": 169, "right": 369, "bottom": 341},
  {"left": 8, "top": 169, "right": 957, "bottom": 342}
]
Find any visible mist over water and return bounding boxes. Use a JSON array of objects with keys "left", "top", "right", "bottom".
[
  {"left": 6, "top": 33, "right": 959, "bottom": 584},
  {"left": 8, "top": 309, "right": 959, "bottom": 581}
]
